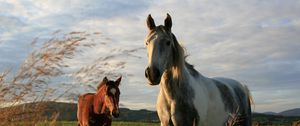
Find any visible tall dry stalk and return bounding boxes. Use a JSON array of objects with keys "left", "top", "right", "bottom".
[
  {"left": 226, "top": 106, "right": 243, "bottom": 126},
  {"left": 292, "top": 120, "right": 300, "bottom": 126},
  {"left": 0, "top": 31, "right": 96, "bottom": 125}
]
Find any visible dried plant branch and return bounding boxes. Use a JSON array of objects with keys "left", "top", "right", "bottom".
[
  {"left": 0, "top": 31, "right": 96, "bottom": 125},
  {"left": 226, "top": 106, "right": 244, "bottom": 126}
]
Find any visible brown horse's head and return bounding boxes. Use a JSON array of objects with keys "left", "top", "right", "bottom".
[{"left": 96, "top": 76, "right": 122, "bottom": 118}]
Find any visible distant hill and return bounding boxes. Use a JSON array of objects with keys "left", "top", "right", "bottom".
[
  {"left": 11, "top": 102, "right": 159, "bottom": 122},
  {"left": 261, "top": 108, "right": 300, "bottom": 117},
  {"left": 279, "top": 108, "right": 300, "bottom": 117},
  {"left": 113, "top": 108, "right": 158, "bottom": 122},
  {"left": 263, "top": 111, "right": 278, "bottom": 115}
]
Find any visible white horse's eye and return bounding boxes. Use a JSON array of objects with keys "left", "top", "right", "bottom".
[{"left": 166, "top": 41, "right": 171, "bottom": 46}]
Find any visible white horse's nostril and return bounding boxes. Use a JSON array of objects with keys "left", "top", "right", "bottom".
[{"left": 145, "top": 67, "right": 150, "bottom": 78}]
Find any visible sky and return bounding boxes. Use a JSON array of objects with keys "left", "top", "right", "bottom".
[{"left": 0, "top": 0, "right": 300, "bottom": 113}]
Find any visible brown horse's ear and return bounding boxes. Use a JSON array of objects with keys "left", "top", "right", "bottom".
[
  {"left": 103, "top": 76, "right": 108, "bottom": 83},
  {"left": 115, "top": 76, "right": 122, "bottom": 86},
  {"left": 164, "top": 13, "right": 172, "bottom": 31},
  {"left": 147, "top": 14, "right": 156, "bottom": 30}
]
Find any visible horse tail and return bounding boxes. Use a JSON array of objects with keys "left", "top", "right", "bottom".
[
  {"left": 243, "top": 85, "right": 253, "bottom": 126},
  {"left": 243, "top": 85, "right": 254, "bottom": 110}
]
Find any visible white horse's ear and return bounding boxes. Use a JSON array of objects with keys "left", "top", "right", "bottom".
[
  {"left": 164, "top": 13, "right": 172, "bottom": 31},
  {"left": 147, "top": 14, "right": 156, "bottom": 30},
  {"left": 115, "top": 76, "right": 122, "bottom": 86}
]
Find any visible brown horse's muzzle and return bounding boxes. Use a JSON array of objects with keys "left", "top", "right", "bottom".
[{"left": 112, "top": 109, "right": 120, "bottom": 118}]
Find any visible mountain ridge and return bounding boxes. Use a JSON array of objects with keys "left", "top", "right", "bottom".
[{"left": 261, "top": 108, "right": 300, "bottom": 117}]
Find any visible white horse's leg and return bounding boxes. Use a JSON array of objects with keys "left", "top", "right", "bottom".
[
  {"left": 170, "top": 103, "right": 182, "bottom": 126},
  {"left": 157, "top": 92, "right": 171, "bottom": 126},
  {"left": 157, "top": 104, "right": 171, "bottom": 126},
  {"left": 158, "top": 114, "right": 170, "bottom": 126}
]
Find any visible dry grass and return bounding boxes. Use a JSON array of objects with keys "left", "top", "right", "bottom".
[
  {"left": 0, "top": 31, "right": 96, "bottom": 125},
  {"left": 226, "top": 106, "right": 244, "bottom": 126},
  {"left": 292, "top": 120, "right": 300, "bottom": 126}
]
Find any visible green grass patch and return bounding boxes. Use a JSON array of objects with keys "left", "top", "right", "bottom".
[
  {"left": 43, "top": 121, "right": 160, "bottom": 126},
  {"left": 112, "top": 121, "right": 160, "bottom": 126}
]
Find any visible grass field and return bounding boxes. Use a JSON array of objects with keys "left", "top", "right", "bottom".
[
  {"left": 20, "top": 119, "right": 300, "bottom": 126},
  {"left": 49, "top": 121, "right": 160, "bottom": 126}
]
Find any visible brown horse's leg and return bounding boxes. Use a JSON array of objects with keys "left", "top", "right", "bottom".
[
  {"left": 80, "top": 107, "right": 90, "bottom": 126},
  {"left": 82, "top": 115, "right": 89, "bottom": 126},
  {"left": 78, "top": 96, "right": 83, "bottom": 126},
  {"left": 104, "top": 120, "right": 112, "bottom": 126}
]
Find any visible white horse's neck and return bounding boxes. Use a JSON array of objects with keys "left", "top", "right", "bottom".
[
  {"left": 160, "top": 62, "right": 209, "bottom": 99},
  {"left": 159, "top": 65, "right": 189, "bottom": 98}
]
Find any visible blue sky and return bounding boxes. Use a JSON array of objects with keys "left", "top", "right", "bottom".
[{"left": 1, "top": 0, "right": 300, "bottom": 112}]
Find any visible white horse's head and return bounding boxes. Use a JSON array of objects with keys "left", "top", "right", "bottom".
[{"left": 144, "top": 14, "right": 184, "bottom": 85}]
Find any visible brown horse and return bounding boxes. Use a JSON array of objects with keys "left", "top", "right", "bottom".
[{"left": 77, "top": 76, "right": 121, "bottom": 126}]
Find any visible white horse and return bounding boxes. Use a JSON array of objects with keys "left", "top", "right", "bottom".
[{"left": 144, "top": 14, "right": 252, "bottom": 126}]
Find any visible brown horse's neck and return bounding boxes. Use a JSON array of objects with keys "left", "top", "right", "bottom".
[{"left": 93, "top": 86, "right": 106, "bottom": 114}]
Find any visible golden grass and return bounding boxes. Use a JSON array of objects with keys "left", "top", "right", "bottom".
[{"left": 0, "top": 31, "right": 96, "bottom": 125}]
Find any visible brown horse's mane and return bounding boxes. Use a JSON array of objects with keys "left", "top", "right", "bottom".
[
  {"left": 97, "top": 81, "right": 106, "bottom": 90},
  {"left": 94, "top": 80, "right": 115, "bottom": 115},
  {"left": 97, "top": 80, "right": 116, "bottom": 91}
]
